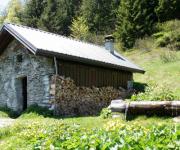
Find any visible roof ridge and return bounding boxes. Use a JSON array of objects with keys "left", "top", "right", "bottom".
[{"left": 6, "top": 23, "right": 105, "bottom": 50}]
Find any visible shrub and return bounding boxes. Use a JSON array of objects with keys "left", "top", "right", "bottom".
[
  {"left": 131, "top": 82, "right": 177, "bottom": 101},
  {"left": 157, "top": 20, "right": 180, "bottom": 32},
  {"left": 153, "top": 20, "right": 180, "bottom": 50},
  {"left": 100, "top": 108, "right": 112, "bottom": 119}
]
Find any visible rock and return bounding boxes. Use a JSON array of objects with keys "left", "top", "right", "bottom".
[{"left": 109, "top": 99, "right": 126, "bottom": 112}]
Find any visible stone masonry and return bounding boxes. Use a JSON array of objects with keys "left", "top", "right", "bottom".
[{"left": 0, "top": 40, "right": 54, "bottom": 112}]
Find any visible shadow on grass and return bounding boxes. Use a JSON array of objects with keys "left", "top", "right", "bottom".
[
  {"left": 1, "top": 104, "right": 100, "bottom": 120},
  {"left": 133, "top": 82, "right": 148, "bottom": 93},
  {"left": 0, "top": 107, "right": 20, "bottom": 119},
  {"left": 1, "top": 104, "right": 174, "bottom": 121},
  {"left": 125, "top": 113, "right": 172, "bottom": 121},
  {"left": 21, "top": 104, "right": 100, "bottom": 120}
]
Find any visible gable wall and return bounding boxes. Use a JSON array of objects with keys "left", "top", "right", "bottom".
[{"left": 0, "top": 40, "right": 54, "bottom": 111}]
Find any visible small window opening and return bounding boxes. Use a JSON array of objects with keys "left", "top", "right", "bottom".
[{"left": 17, "top": 55, "right": 23, "bottom": 63}]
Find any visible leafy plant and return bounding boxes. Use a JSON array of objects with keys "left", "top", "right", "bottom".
[
  {"left": 131, "top": 82, "right": 177, "bottom": 101},
  {"left": 0, "top": 112, "right": 178, "bottom": 149},
  {"left": 100, "top": 108, "right": 112, "bottom": 119}
]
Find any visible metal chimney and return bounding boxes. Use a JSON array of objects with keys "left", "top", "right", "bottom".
[{"left": 105, "top": 35, "right": 115, "bottom": 54}]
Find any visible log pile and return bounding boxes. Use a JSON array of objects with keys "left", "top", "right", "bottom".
[
  {"left": 50, "top": 75, "right": 127, "bottom": 116},
  {"left": 109, "top": 100, "right": 180, "bottom": 116}
]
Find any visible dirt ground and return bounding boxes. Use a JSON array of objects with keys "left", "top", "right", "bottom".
[{"left": 0, "top": 118, "right": 15, "bottom": 128}]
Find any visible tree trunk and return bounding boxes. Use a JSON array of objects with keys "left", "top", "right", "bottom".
[{"left": 109, "top": 100, "right": 180, "bottom": 116}]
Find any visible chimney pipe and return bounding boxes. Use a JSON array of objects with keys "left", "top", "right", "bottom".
[{"left": 105, "top": 35, "right": 115, "bottom": 54}]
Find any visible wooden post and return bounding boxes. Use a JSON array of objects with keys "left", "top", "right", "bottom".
[{"left": 54, "top": 57, "right": 58, "bottom": 75}]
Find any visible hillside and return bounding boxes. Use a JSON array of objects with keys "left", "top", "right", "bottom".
[{"left": 124, "top": 48, "right": 180, "bottom": 98}]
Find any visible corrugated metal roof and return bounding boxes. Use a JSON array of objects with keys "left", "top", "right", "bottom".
[{"left": 1, "top": 23, "right": 144, "bottom": 73}]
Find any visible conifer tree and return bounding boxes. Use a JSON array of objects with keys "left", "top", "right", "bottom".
[
  {"left": 70, "top": 16, "right": 89, "bottom": 40},
  {"left": 115, "top": 0, "right": 158, "bottom": 49},
  {"left": 155, "top": 0, "right": 180, "bottom": 22},
  {"left": 19, "top": 0, "right": 47, "bottom": 27},
  {"left": 81, "top": 0, "right": 120, "bottom": 34},
  {"left": 38, "top": 0, "right": 81, "bottom": 35}
]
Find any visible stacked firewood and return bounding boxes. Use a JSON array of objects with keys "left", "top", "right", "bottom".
[{"left": 50, "top": 75, "right": 127, "bottom": 116}]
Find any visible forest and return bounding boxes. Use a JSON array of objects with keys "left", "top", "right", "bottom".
[{"left": 0, "top": 0, "right": 180, "bottom": 50}]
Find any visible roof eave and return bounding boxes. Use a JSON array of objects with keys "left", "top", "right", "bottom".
[{"left": 3, "top": 23, "right": 37, "bottom": 54}]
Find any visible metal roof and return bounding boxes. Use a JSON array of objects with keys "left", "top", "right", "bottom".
[{"left": 1, "top": 23, "right": 145, "bottom": 73}]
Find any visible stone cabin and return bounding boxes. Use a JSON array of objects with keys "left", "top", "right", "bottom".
[{"left": 0, "top": 23, "right": 144, "bottom": 112}]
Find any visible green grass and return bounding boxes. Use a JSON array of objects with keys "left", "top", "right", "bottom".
[
  {"left": 0, "top": 111, "right": 9, "bottom": 118},
  {"left": 124, "top": 48, "right": 180, "bottom": 98}
]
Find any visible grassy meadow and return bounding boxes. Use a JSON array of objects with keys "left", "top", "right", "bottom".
[{"left": 124, "top": 48, "right": 180, "bottom": 98}]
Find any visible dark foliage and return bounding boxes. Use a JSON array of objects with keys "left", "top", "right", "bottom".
[
  {"left": 80, "top": 0, "right": 120, "bottom": 34},
  {"left": 115, "top": 0, "right": 158, "bottom": 49},
  {"left": 155, "top": 0, "right": 180, "bottom": 22},
  {"left": 19, "top": 0, "right": 81, "bottom": 35},
  {"left": 24, "top": 104, "right": 53, "bottom": 117},
  {"left": 19, "top": 0, "right": 47, "bottom": 28}
]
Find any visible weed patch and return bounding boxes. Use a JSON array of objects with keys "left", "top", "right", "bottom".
[{"left": 131, "top": 82, "right": 177, "bottom": 101}]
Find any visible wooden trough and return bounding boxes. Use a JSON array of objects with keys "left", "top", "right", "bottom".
[{"left": 109, "top": 100, "right": 180, "bottom": 116}]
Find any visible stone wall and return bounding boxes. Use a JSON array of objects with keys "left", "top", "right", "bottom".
[
  {"left": 0, "top": 40, "right": 54, "bottom": 111},
  {"left": 51, "top": 75, "right": 127, "bottom": 116}
]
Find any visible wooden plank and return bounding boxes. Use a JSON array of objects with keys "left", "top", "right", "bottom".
[{"left": 56, "top": 60, "right": 132, "bottom": 88}]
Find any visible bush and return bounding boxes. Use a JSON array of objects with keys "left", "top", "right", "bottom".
[
  {"left": 156, "top": 20, "right": 180, "bottom": 32},
  {"left": 131, "top": 82, "right": 177, "bottom": 101},
  {"left": 153, "top": 20, "right": 180, "bottom": 50},
  {"left": 100, "top": 108, "right": 112, "bottom": 119}
]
